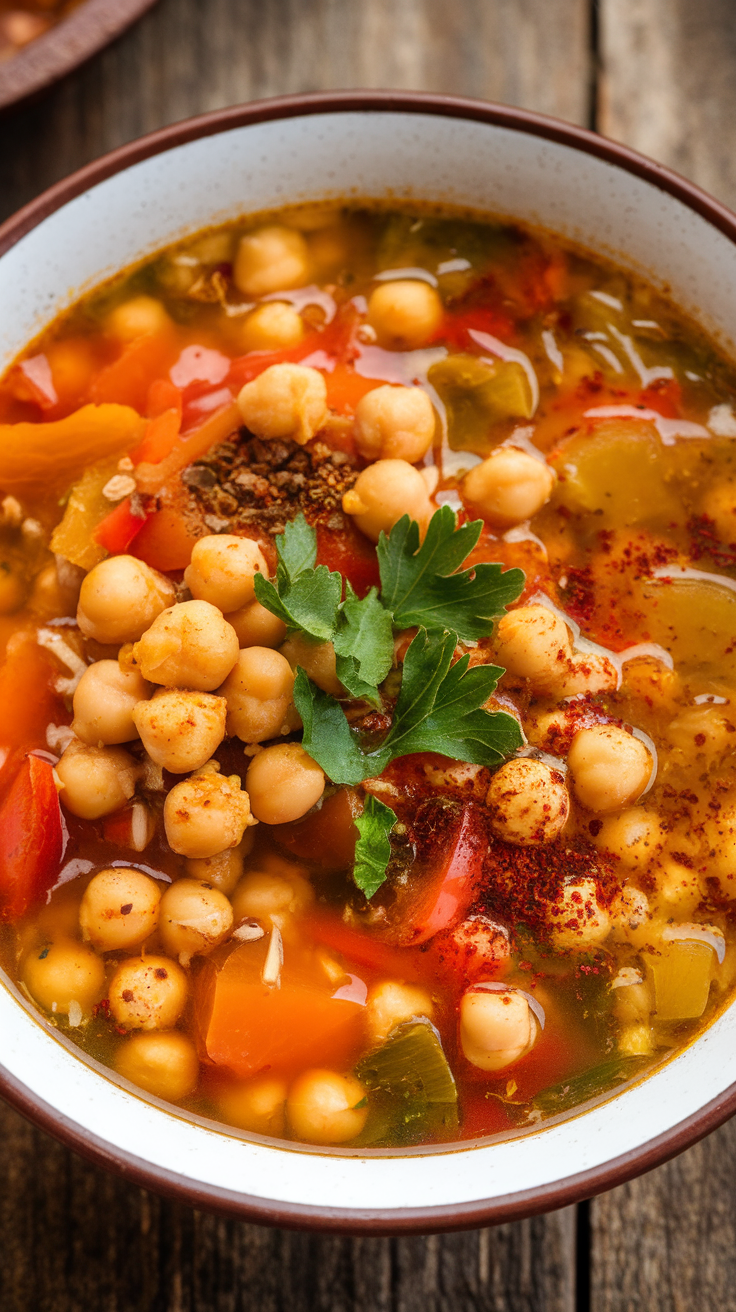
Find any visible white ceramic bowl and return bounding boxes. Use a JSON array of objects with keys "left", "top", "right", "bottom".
[{"left": 2, "top": 92, "right": 736, "bottom": 1232}]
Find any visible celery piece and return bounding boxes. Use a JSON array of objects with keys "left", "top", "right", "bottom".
[
  {"left": 428, "top": 354, "right": 534, "bottom": 453},
  {"left": 357, "top": 1018, "right": 458, "bottom": 1105},
  {"left": 533, "top": 1055, "right": 651, "bottom": 1115},
  {"left": 353, "top": 1019, "right": 459, "bottom": 1145},
  {"left": 647, "top": 940, "right": 715, "bottom": 1021}
]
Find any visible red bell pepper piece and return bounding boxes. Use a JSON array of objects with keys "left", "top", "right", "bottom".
[
  {"left": 379, "top": 802, "right": 488, "bottom": 947},
  {"left": 93, "top": 496, "right": 150, "bottom": 553},
  {"left": 0, "top": 755, "right": 64, "bottom": 920}
]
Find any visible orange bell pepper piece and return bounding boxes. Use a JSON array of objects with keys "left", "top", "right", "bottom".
[{"left": 0, "top": 404, "right": 145, "bottom": 494}]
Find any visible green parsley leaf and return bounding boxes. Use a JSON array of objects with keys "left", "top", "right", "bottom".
[
  {"left": 353, "top": 795, "right": 397, "bottom": 898},
  {"left": 254, "top": 514, "right": 342, "bottom": 642},
  {"left": 293, "top": 630, "right": 523, "bottom": 786},
  {"left": 333, "top": 585, "right": 394, "bottom": 705},
  {"left": 293, "top": 667, "right": 369, "bottom": 785},
  {"left": 377, "top": 505, "right": 525, "bottom": 639},
  {"left": 382, "top": 628, "right": 523, "bottom": 765}
]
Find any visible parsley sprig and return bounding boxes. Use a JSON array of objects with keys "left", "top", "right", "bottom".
[{"left": 255, "top": 509, "right": 524, "bottom": 896}]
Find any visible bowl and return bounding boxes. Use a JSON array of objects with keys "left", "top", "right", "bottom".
[
  {"left": 0, "top": 0, "right": 158, "bottom": 114},
  {"left": 2, "top": 91, "right": 736, "bottom": 1232}
]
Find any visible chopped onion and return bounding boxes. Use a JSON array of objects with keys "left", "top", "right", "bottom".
[
  {"left": 261, "top": 925, "right": 283, "bottom": 987},
  {"left": 662, "top": 923, "right": 725, "bottom": 963},
  {"left": 470, "top": 980, "right": 545, "bottom": 1031},
  {"left": 67, "top": 1000, "right": 83, "bottom": 1028},
  {"left": 611, "top": 966, "right": 643, "bottom": 989}
]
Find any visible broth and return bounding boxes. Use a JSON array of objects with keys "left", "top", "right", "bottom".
[{"left": 1, "top": 203, "right": 736, "bottom": 1148}]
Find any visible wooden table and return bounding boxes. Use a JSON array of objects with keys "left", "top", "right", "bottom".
[{"left": 2, "top": 1, "right": 736, "bottom": 1306}]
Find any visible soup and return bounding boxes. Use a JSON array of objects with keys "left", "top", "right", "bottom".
[{"left": 1, "top": 204, "right": 736, "bottom": 1149}]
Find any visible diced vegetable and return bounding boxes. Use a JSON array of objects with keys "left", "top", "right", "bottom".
[
  {"left": 354, "top": 1018, "right": 458, "bottom": 1145},
  {"left": 0, "top": 636, "right": 65, "bottom": 764},
  {"left": 428, "top": 353, "right": 534, "bottom": 453},
  {"left": 130, "top": 506, "right": 200, "bottom": 570},
  {"left": 272, "top": 787, "right": 361, "bottom": 869},
  {"left": 129, "top": 407, "right": 182, "bottom": 465},
  {"left": 89, "top": 331, "right": 179, "bottom": 412},
  {"left": 134, "top": 401, "right": 240, "bottom": 495},
  {"left": 94, "top": 497, "right": 149, "bottom": 554},
  {"left": 0, "top": 404, "right": 144, "bottom": 494},
  {"left": 50, "top": 460, "right": 120, "bottom": 570},
  {"left": 647, "top": 939, "right": 716, "bottom": 1021},
  {"left": 196, "top": 937, "right": 366, "bottom": 1078},
  {"left": 533, "top": 1055, "right": 651, "bottom": 1114},
  {"left": 0, "top": 755, "right": 64, "bottom": 920}
]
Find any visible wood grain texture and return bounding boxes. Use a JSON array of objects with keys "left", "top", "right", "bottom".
[
  {"left": 0, "top": 0, "right": 591, "bottom": 224},
  {"left": 590, "top": 1120, "right": 736, "bottom": 1312},
  {"left": 0, "top": 1098, "right": 577, "bottom": 1312},
  {"left": 598, "top": 0, "right": 736, "bottom": 208}
]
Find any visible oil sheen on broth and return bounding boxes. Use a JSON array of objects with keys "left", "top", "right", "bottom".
[{"left": 0, "top": 204, "right": 735, "bottom": 1149}]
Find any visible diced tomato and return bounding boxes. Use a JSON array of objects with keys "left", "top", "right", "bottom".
[
  {"left": 226, "top": 334, "right": 324, "bottom": 390},
  {"left": 316, "top": 520, "right": 380, "bottom": 597},
  {"left": 440, "top": 304, "right": 516, "bottom": 352},
  {"left": 0, "top": 755, "right": 64, "bottom": 920},
  {"left": 129, "top": 407, "right": 182, "bottom": 465},
  {"left": 0, "top": 636, "right": 65, "bottom": 768},
  {"left": 197, "top": 938, "right": 365, "bottom": 1078},
  {"left": 324, "top": 364, "right": 378, "bottom": 415},
  {"left": 130, "top": 506, "right": 200, "bottom": 570},
  {"left": 273, "top": 788, "right": 361, "bottom": 869},
  {"left": 378, "top": 802, "right": 488, "bottom": 947},
  {"left": 93, "top": 497, "right": 150, "bottom": 553},
  {"left": 89, "top": 332, "right": 180, "bottom": 413},
  {"left": 146, "top": 377, "right": 183, "bottom": 420},
  {"left": 303, "top": 912, "right": 429, "bottom": 982}
]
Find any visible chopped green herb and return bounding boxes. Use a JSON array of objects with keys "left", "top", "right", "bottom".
[
  {"left": 378, "top": 506, "right": 525, "bottom": 640},
  {"left": 353, "top": 795, "right": 397, "bottom": 898},
  {"left": 532, "top": 1055, "right": 652, "bottom": 1115},
  {"left": 253, "top": 515, "right": 341, "bottom": 642},
  {"left": 333, "top": 584, "right": 394, "bottom": 706}
]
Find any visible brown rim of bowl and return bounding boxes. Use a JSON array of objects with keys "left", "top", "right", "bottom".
[
  {"left": 2, "top": 89, "right": 736, "bottom": 1231},
  {"left": 0, "top": 0, "right": 158, "bottom": 113}
]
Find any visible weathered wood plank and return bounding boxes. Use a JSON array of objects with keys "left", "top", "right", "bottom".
[
  {"left": 0, "top": 1098, "right": 576, "bottom": 1312},
  {"left": 598, "top": 0, "right": 736, "bottom": 208},
  {"left": 0, "top": 0, "right": 591, "bottom": 225},
  {"left": 591, "top": 1119, "right": 736, "bottom": 1312}
]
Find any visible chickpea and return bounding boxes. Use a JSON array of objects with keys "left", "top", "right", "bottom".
[
  {"left": 183, "top": 535, "right": 268, "bottom": 614},
  {"left": 132, "top": 688, "right": 227, "bottom": 773},
  {"left": 354, "top": 385, "right": 436, "bottom": 463},
  {"left": 548, "top": 877, "right": 611, "bottom": 950},
  {"left": 668, "top": 705, "right": 736, "bottom": 759},
  {"left": 22, "top": 940, "right": 105, "bottom": 1016},
  {"left": 106, "top": 295, "right": 171, "bottom": 342},
  {"left": 365, "top": 981, "right": 435, "bottom": 1046},
  {"left": 280, "top": 633, "right": 342, "bottom": 697},
  {"left": 77, "top": 556, "right": 176, "bottom": 645},
  {"left": 237, "top": 364, "right": 327, "bottom": 445},
  {"left": 227, "top": 598, "right": 287, "bottom": 650},
  {"left": 462, "top": 447, "right": 555, "bottom": 527},
  {"left": 56, "top": 739, "right": 140, "bottom": 820},
  {"left": 342, "top": 459, "right": 433, "bottom": 543},
  {"left": 132, "top": 600, "right": 239, "bottom": 692},
  {"left": 185, "top": 833, "right": 253, "bottom": 895},
  {"left": 592, "top": 808, "right": 664, "bottom": 869},
  {"left": 702, "top": 806, "right": 736, "bottom": 898},
  {"left": 233, "top": 225, "right": 311, "bottom": 296},
  {"left": 493, "top": 605, "right": 571, "bottom": 686},
  {"left": 219, "top": 647, "right": 294, "bottom": 743},
  {"left": 567, "top": 726, "right": 653, "bottom": 813},
  {"left": 219, "top": 1075, "right": 288, "bottom": 1135},
  {"left": 609, "top": 885, "right": 652, "bottom": 948},
  {"left": 108, "top": 955, "right": 188, "bottom": 1030},
  {"left": 553, "top": 652, "right": 618, "bottom": 698},
  {"left": 164, "top": 767, "right": 254, "bottom": 859},
  {"left": 367, "top": 280, "right": 443, "bottom": 351},
  {"left": 72, "top": 660, "right": 151, "bottom": 746},
  {"left": 231, "top": 865, "right": 314, "bottom": 929},
  {"left": 286, "top": 1069, "right": 368, "bottom": 1145},
  {"left": 487, "top": 758, "right": 569, "bottom": 846},
  {"left": 442, "top": 916, "right": 511, "bottom": 978},
  {"left": 460, "top": 986, "right": 537, "bottom": 1071},
  {"left": 612, "top": 970, "right": 653, "bottom": 1024},
  {"left": 245, "top": 743, "right": 324, "bottom": 825},
  {"left": 115, "top": 1030, "right": 199, "bottom": 1102},
  {"left": 655, "top": 858, "right": 704, "bottom": 915},
  {"left": 239, "top": 302, "right": 305, "bottom": 352},
  {"left": 79, "top": 868, "right": 162, "bottom": 953},
  {"left": 158, "top": 878, "right": 233, "bottom": 965}
]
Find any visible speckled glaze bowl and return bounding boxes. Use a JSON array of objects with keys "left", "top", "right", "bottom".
[{"left": 2, "top": 92, "right": 736, "bottom": 1232}]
